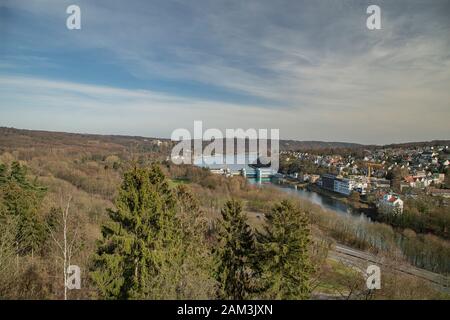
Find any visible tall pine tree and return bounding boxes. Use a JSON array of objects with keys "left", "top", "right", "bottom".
[
  {"left": 0, "top": 162, "right": 46, "bottom": 256},
  {"left": 91, "top": 164, "right": 215, "bottom": 299},
  {"left": 173, "top": 184, "right": 217, "bottom": 298},
  {"left": 215, "top": 200, "right": 259, "bottom": 299},
  {"left": 258, "top": 200, "right": 312, "bottom": 299}
]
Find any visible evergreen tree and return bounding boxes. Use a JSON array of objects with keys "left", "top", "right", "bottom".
[
  {"left": 0, "top": 162, "right": 47, "bottom": 256},
  {"left": 174, "top": 185, "right": 217, "bottom": 298},
  {"left": 0, "top": 213, "right": 18, "bottom": 296},
  {"left": 16, "top": 209, "right": 45, "bottom": 256},
  {"left": 258, "top": 200, "right": 312, "bottom": 299},
  {"left": 91, "top": 164, "right": 187, "bottom": 299},
  {"left": 10, "top": 161, "right": 28, "bottom": 187},
  {"left": 215, "top": 200, "right": 259, "bottom": 299},
  {"left": 0, "top": 163, "right": 7, "bottom": 185}
]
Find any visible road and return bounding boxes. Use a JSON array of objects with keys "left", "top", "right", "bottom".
[{"left": 329, "top": 243, "right": 450, "bottom": 294}]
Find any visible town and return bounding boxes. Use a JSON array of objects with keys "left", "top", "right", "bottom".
[
  {"left": 204, "top": 142, "right": 449, "bottom": 235},
  {"left": 272, "top": 143, "right": 449, "bottom": 229}
]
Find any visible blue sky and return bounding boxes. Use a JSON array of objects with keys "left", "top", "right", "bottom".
[{"left": 0, "top": 0, "right": 449, "bottom": 144}]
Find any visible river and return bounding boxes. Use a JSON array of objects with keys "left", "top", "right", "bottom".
[
  {"left": 196, "top": 154, "right": 372, "bottom": 221},
  {"left": 248, "top": 178, "right": 373, "bottom": 221}
]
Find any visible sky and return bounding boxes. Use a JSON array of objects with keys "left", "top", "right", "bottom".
[{"left": 0, "top": 0, "right": 449, "bottom": 144}]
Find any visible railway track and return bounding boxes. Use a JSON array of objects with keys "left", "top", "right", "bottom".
[{"left": 330, "top": 244, "right": 450, "bottom": 294}]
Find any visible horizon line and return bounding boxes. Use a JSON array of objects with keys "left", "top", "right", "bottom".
[{"left": 1, "top": 126, "right": 449, "bottom": 148}]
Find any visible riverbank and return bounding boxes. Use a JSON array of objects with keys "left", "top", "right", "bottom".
[
  {"left": 270, "top": 178, "right": 378, "bottom": 219},
  {"left": 306, "top": 183, "right": 373, "bottom": 210},
  {"left": 272, "top": 176, "right": 309, "bottom": 188},
  {"left": 272, "top": 176, "right": 373, "bottom": 210}
]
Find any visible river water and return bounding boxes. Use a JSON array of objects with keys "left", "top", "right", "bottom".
[
  {"left": 196, "top": 154, "right": 371, "bottom": 221},
  {"left": 248, "top": 178, "right": 372, "bottom": 221}
]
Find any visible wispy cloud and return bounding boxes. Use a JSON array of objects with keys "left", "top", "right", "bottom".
[
  {"left": 0, "top": 0, "right": 449, "bottom": 143},
  {"left": 0, "top": 75, "right": 284, "bottom": 137}
]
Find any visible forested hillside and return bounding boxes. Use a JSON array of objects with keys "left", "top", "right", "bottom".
[{"left": 0, "top": 128, "right": 448, "bottom": 299}]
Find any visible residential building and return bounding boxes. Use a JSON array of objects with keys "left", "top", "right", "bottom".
[
  {"left": 334, "top": 178, "right": 355, "bottom": 196},
  {"left": 378, "top": 193, "right": 404, "bottom": 215},
  {"left": 321, "top": 174, "right": 337, "bottom": 192}
]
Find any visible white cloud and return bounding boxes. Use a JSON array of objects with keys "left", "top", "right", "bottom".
[{"left": 1, "top": 0, "right": 449, "bottom": 143}]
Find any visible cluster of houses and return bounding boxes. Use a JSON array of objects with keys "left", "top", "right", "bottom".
[
  {"left": 280, "top": 145, "right": 450, "bottom": 215},
  {"left": 401, "top": 171, "right": 445, "bottom": 190},
  {"left": 307, "top": 172, "right": 393, "bottom": 196},
  {"left": 282, "top": 145, "right": 449, "bottom": 179},
  {"left": 309, "top": 173, "right": 405, "bottom": 214},
  {"left": 318, "top": 173, "right": 367, "bottom": 196}
]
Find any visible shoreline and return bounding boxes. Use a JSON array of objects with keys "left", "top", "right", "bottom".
[
  {"left": 306, "top": 183, "right": 370, "bottom": 210},
  {"left": 271, "top": 177, "right": 378, "bottom": 217}
]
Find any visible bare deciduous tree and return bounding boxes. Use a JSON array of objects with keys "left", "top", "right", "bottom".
[{"left": 46, "top": 195, "right": 80, "bottom": 300}]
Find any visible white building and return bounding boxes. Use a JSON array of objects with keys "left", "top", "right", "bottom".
[
  {"left": 378, "top": 194, "right": 404, "bottom": 215},
  {"left": 333, "top": 178, "right": 355, "bottom": 196}
]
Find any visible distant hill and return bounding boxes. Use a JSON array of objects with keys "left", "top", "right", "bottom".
[
  {"left": 279, "top": 140, "right": 363, "bottom": 151},
  {"left": 0, "top": 127, "right": 170, "bottom": 151},
  {"left": 0, "top": 127, "right": 361, "bottom": 151},
  {"left": 279, "top": 140, "right": 450, "bottom": 151},
  {"left": 0, "top": 127, "right": 447, "bottom": 153},
  {"left": 380, "top": 141, "right": 450, "bottom": 149}
]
